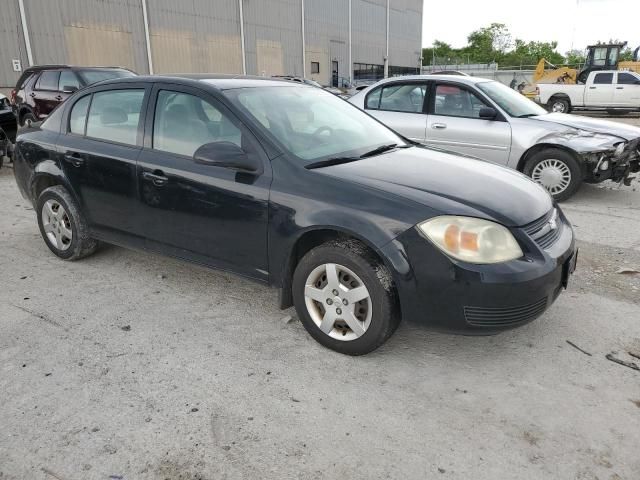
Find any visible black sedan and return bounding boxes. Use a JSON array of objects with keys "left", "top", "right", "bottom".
[{"left": 12, "top": 75, "right": 576, "bottom": 355}]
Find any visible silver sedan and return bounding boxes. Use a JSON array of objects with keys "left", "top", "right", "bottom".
[{"left": 349, "top": 75, "right": 640, "bottom": 201}]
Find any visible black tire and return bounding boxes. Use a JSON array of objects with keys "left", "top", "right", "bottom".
[
  {"left": 547, "top": 97, "right": 570, "bottom": 114},
  {"left": 20, "top": 112, "right": 36, "bottom": 127},
  {"left": 524, "top": 148, "right": 583, "bottom": 202},
  {"left": 292, "top": 239, "right": 399, "bottom": 355},
  {"left": 36, "top": 185, "right": 98, "bottom": 260}
]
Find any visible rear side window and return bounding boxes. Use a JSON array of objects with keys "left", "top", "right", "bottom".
[
  {"left": 36, "top": 71, "right": 61, "bottom": 91},
  {"left": 59, "top": 71, "right": 80, "bottom": 91},
  {"left": 366, "top": 83, "right": 427, "bottom": 113},
  {"left": 593, "top": 73, "right": 613, "bottom": 85},
  {"left": 617, "top": 73, "right": 639, "bottom": 85},
  {"left": 85, "top": 89, "right": 144, "bottom": 145},
  {"left": 69, "top": 95, "right": 91, "bottom": 134},
  {"left": 16, "top": 70, "right": 35, "bottom": 90}
]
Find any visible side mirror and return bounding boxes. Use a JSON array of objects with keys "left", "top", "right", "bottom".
[
  {"left": 479, "top": 107, "right": 498, "bottom": 120},
  {"left": 193, "top": 141, "right": 261, "bottom": 173},
  {"left": 62, "top": 85, "right": 79, "bottom": 93}
]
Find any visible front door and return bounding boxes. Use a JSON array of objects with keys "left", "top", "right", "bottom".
[
  {"left": 363, "top": 81, "right": 429, "bottom": 142},
  {"left": 58, "top": 86, "right": 148, "bottom": 240},
  {"left": 585, "top": 72, "right": 615, "bottom": 106},
  {"left": 614, "top": 72, "right": 640, "bottom": 106},
  {"left": 137, "top": 85, "right": 271, "bottom": 281},
  {"left": 425, "top": 82, "right": 511, "bottom": 165}
]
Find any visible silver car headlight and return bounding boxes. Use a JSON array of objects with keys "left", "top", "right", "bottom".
[{"left": 418, "top": 216, "right": 523, "bottom": 264}]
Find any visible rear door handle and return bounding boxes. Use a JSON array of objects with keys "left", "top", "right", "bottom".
[
  {"left": 589, "top": 87, "right": 597, "bottom": 89},
  {"left": 29, "top": 92, "right": 36, "bottom": 97},
  {"left": 142, "top": 170, "right": 169, "bottom": 186},
  {"left": 616, "top": 87, "right": 624, "bottom": 90},
  {"left": 431, "top": 123, "right": 447, "bottom": 129},
  {"left": 55, "top": 95, "right": 63, "bottom": 100},
  {"left": 63, "top": 152, "right": 85, "bottom": 167}
]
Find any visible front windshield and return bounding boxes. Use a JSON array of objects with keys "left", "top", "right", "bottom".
[
  {"left": 224, "top": 86, "right": 405, "bottom": 162},
  {"left": 477, "top": 81, "right": 547, "bottom": 117}
]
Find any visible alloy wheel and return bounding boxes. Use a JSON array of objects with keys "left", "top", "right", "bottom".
[
  {"left": 303, "top": 263, "right": 372, "bottom": 341},
  {"left": 41, "top": 199, "right": 73, "bottom": 251},
  {"left": 531, "top": 159, "right": 572, "bottom": 195}
]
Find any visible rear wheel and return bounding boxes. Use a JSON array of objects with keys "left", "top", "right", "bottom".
[
  {"left": 36, "top": 185, "right": 98, "bottom": 260},
  {"left": 20, "top": 112, "right": 36, "bottom": 127},
  {"left": 292, "top": 240, "right": 399, "bottom": 355},
  {"left": 547, "top": 97, "right": 570, "bottom": 113},
  {"left": 524, "top": 148, "right": 582, "bottom": 201}
]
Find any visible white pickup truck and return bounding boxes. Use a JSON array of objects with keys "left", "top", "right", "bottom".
[{"left": 537, "top": 70, "right": 640, "bottom": 114}]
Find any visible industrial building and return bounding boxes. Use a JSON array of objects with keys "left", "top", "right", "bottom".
[{"left": 0, "top": 0, "right": 423, "bottom": 92}]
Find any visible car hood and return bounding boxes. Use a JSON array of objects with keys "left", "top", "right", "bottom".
[
  {"left": 533, "top": 113, "right": 640, "bottom": 141},
  {"left": 317, "top": 146, "right": 552, "bottom": 227}
]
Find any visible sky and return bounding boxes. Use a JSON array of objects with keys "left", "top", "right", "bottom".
[{"left": 421, "top": 0, "right": 639, "bottom": 55}]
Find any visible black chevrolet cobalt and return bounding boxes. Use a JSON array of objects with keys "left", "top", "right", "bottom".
[{"left": 13, "top": 75, "right": 576, "bottom": 355}]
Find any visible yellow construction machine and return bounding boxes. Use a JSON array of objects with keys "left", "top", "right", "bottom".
[{"left": 524, "top": 42, "right": 640, "bottom": 98}]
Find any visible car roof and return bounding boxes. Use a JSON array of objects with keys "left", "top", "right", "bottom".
[
  {"left": 97, "top": 74, "right": 308, "bottom": 90},
  {"left": 368, "top": 74, "right": 492, "bottom": 86},
  {"left": 24, "top": 65, "right": 131, "bottom": 72}
]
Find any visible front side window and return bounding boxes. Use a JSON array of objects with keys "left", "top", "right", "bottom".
[
  {"left": 434, "top": 84, "right": 488, "bottom": 118},
  {"left": 617, "top": 72, "right": 639, "bottom": 85},
  {"left": 36, "top": 71, "right": 60, "bottom": 91},
  {"left": 85, "top": 89, "right": 144, "bottom": 145},
  {"left": 69, "top": 95, "right": 91, "bottom": 134},
  {"left": 153, "top": 90, "right": 241, "bottom": 157},
  {"left": 225, "top": 85, "right": 405, "bottom": 162},
  {"left": 593, "top": 73, "right": 613, "bottom": 85},
  {"left": 59, "top": 71, "right": 80, "bottom": 91},
  {"left": 592, "top": 47, "right": 607, "bottom": 66}
]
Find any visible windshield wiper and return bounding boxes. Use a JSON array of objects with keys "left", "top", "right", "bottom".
[
  {"left": 305, "top": 143, "right": 410, "bottom": 170},
  {"left": 305, "top": 156, "right": 361, "bottom": 169}
]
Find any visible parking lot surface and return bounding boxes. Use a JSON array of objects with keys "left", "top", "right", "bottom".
[{"left": 1, "top": 125, "right": 639, "bottom": 479}]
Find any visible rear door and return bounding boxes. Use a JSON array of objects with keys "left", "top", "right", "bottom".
[
  {"left": 425, "top": 82, "right": 511, "bottom": 164},
  {"left": 136, "top": 83, "right": 271, "bottom": 280},
  {"left": 585, "top": 72, "right": 615, "bottom": 106},
  {"left": 361, "top": 80, "right": 429, "bottom": 142},
  {"left": 58, "top": 83, "right": 150, "bottom": 241},
  {"left": 32, "top": 70, "right": 62, "bottom": 119},
  {"left": 613, "top": 72, "right": 640, "bottom": 107}
]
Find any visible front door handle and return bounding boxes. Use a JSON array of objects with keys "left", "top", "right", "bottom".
[
  {"left": 55, "top": 95, "right": 63, "bottom": 101},
  {"left": 431, "top": 123, "right": 447, "bottom": 129},
  {"left": 63, "top": 152, "right": 85, "bottom": 167},
  {"left": 142, "top": 170, "right": 169, "bottom": 186},
  {"left": 589, "top": 87, "right": 596, "bottom": 89},
  {"left": 616, "top": 87, "right": 624, "bottom": 90}
]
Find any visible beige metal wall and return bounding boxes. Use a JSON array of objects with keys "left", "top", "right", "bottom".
[{"left": 0, "top": 0, "right": 423, "bottom": 88}]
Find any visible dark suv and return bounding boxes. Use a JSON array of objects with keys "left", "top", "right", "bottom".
[{"left": 11, "top": 65, "right": 135, "bottom": 126}]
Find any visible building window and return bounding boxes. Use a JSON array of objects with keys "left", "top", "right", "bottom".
[
  {"left": 389, "top": 66, "right": 420, "bottom": 77},
  {"left": 311, "top": 62, "right": 320, "bottom": 74},
  {"left": 353, "top": 63, "right": 384, "bottom": 81}
]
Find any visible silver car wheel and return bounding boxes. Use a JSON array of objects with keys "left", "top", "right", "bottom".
[
  {"left": 531, "top": 159, "right": 572, "bottom": 195},
  {"left": 303, "top": 263, "right": 372, "bottom": 341},
  {"left": 41, "top": 199, "right": 73, "bottom": 251},
  {"left": 551, "top": 101, "right": 566, "bottom": 113}
]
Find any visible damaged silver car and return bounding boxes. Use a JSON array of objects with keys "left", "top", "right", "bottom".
[{"left": 349, "top": 75, "right": 640, "bottom": 201}]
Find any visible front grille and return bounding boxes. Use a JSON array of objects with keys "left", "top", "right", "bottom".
[
  {"left": 464, "top": 297, "right": 548, "bottom": 327},
  {"left": 522, "top": 209, "right": 563, "bottom": 250}
]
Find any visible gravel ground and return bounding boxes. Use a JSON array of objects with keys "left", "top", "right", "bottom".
[{"left": 1, "top": 128, "right": 639, "bottom": 479}]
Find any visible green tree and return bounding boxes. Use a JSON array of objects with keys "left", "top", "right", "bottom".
[
  {"left": 465, "top": 23, "right": 512, "bottom": 63},
  {"left": 564, "top": 49, "right": 586, "bottom": 67}
]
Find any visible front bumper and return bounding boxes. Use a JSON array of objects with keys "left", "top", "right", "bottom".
[{"left": 380, "top": 210, "right": 575, "bottom": 334}]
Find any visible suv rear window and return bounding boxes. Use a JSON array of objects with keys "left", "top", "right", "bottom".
[
  {"left": 36, "top": 71, "right": 61, "bottom": 91},
  {"left": 77, "top": 69, "right": 134, "bottom": 85}
]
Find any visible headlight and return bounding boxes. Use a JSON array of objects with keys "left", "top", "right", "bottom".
[{"left": 418, "top": 216, "right": 523, "bottom": 264}]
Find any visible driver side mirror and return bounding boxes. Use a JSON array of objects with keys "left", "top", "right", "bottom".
[
  {"left": 479, "top": 107, "right": 498, "bottom": 120},
  {"left": 193, "top": 141, "right": 261, "bottom": 173},
  {"left": 62, "top": 85, "right": 79, "bottom": 94}
]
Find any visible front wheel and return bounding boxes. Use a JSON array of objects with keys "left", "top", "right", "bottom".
[
  {"left": 524, "top": 148, "right": 583, "bottom": 202},
  {"left": 547, "top": 97, "right": 570, "bottom": 113},
  {"left": 292, "top": 240, "right": 399, "bottom": 355}
]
